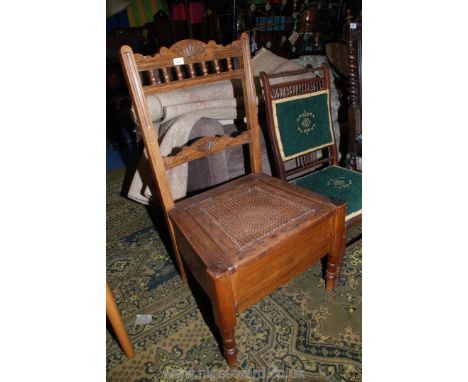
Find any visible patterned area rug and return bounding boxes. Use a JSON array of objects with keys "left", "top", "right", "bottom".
[{"left": 107, "top": 169, "right": 362, "bottom": 382}]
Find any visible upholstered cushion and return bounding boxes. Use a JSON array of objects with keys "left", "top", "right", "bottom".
[
  {"left": 251, "top": 47, "right": 289, "bottom": 76},
  {"left": 187, "top": 118, "right": 229, "bottom": 194},
  {"left": 291, "top": 165, "right": 361, "bottom": 220},
  {"left": 271, "top": 60, "right": 305, "bottom": 74},
  {"left": 272, "top": 90, "right": 334, "bottom": 161}
]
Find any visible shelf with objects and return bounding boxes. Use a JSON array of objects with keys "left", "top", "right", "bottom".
[{"left": 231, "top": 0, "right": 346, "bottom": 58}]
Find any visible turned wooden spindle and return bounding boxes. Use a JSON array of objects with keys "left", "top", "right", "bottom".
[
  {"left": 213, "top": 59, "right": 221, "bottom": 73},
  {"left": 188, "top": 63, "right": 196, "bottom": 78},
  {"left": 175, "top": 65, "right": 183, "bottom": 80},
  {"left": 161, "top": 67, "right": 171, "bottom": 83},
  {"left": 226, "top": 57, "right": 233, "bottom": 71},
  {"left": 200, "top": 61, "right": 209, "bottom": 75},
  {"left": 146, "top": 69, "right": 158, "bottom": 85}
]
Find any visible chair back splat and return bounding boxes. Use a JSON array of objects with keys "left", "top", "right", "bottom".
[
  {"left": 120, "top": 35, "right": 262, "bottom": 211},
  {"left": 120, "top": 33, "right": 347, "bottom": 368},
  {"left": 260, "top": 64, "right": 338, "bottom": 182}
]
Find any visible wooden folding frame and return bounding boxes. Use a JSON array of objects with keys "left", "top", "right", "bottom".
[{"left": 260, "top": 64, "right": 361, "bottom": 249}]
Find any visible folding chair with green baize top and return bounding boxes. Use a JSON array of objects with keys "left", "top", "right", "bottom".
[{"left": 260, "top": 64, "right": 362, "bottom": 245}]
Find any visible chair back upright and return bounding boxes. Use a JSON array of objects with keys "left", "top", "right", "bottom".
[
  {"left": 119, "top": 33, "right": 262, "bottom": 213},
  {"left": 260, "top": 64, "right": 338, "bottom": 181}
]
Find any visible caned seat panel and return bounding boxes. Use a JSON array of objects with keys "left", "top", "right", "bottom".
[
  {"left": 199, "top": 185, "right": 313, "bottom": 251},
  {"left": 169, "top": 174, "right": 336, "bottom": 270}
]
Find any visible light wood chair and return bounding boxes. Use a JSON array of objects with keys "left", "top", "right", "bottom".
[
  {"left": 106, "top": 281, "right": 135, "bottom": 359},
  {"left": 260, "top": 64, "right": 361, "bottom": 249},
  {"left": 119, "top": 33, "right": 346, "bottom": 368}
]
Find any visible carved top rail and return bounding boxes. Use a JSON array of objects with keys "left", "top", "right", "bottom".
[
  {"left": 130, "top": 39, "right": 245, "bottom": 94},
  {"left": 262, "top": 66, "right": 328, "bottom": 101},
  {"left": 135, "top": 39, "right": 242, "bottom": 69},
  {"left": 269, "top": 77, "right": 326, "bottom": 100}
]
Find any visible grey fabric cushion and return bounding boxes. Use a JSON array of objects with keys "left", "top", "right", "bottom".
[
  {"left": 251, "top": 47, "right": 289, "bottom": 76},
  {"left": 186, "top": 118, "right": 272, "bottom": 194},
  {"left": 186, "top": 118, "right": 230, "bottom": 194}
]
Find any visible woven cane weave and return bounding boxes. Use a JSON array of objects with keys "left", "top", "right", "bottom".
[{"left": 200, "top": 186, "right": 315, "bottom": 250}]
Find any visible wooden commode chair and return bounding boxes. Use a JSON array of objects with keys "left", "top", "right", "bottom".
[{"left": 119, "top": 33, "right": 346, "bottom": 367}]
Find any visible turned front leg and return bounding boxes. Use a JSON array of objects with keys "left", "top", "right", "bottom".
[
  {"left": 334, "top": 226, "right": 348, "bottom": 285},
  {"left": 207, "top": 263, "right": 238, "bottom": 368},
  {"left": 326, "top": 200, "right": 347, "bottom": 292}
]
